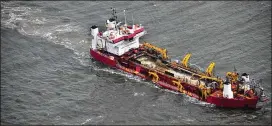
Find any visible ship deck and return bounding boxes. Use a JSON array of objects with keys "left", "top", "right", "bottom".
[{"left": 136, "top": 55, "right": 206, "bottom": 86}]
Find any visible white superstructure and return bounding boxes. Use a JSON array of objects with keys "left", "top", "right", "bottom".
[
  {"left": 241, "top": 73, "right": 251, "bottom": 94},
  {"left": 91, "top": 8, "right": 146, "bottom": 56}
]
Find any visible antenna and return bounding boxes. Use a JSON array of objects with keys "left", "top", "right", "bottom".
[
  {"left": 124, "top": 10, "right": 127, "bottom": 27},
  {"left": 113, "top": 8, "right": 117, "bottom": 30},
  {"left": 132, "top": 13, "right": 135, "bottom": 30},
  {"left": 110, "top": 7, "right": 117, "bottom": 20},
  {"left": 132, "top": 13, "right": 134, "bottom": 27},
  {"left": 110, "top": 7, "right": 113, "bottom": 19},
  {"left": 115, "top": 10, "right": 117, "bottom": 21},
  {"left": 233, "top": 65, "right": 237, "bottom": 73},
  {"left": 111, "top": 7, "right": 114, "bottom": 18}
]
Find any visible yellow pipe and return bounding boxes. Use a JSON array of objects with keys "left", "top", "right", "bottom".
[
  {"left": 202, "top": 88, "right": 207, "bottom": 99},
  {"left": 192, "top": 73, "right": 224, "bottom": 90},
  {"left": 198, "top": 83, "right": 208, "bottom": 99},
  {"left": 172, "top": 80, "right": 183, "bottom": 93},
  {"left": 148, "top": 71, "right": 159, "bottom": 83}
]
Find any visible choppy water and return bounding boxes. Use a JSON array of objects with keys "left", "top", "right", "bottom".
[{"left": 1, "top": 1, "right": 271, "bottom": 125}]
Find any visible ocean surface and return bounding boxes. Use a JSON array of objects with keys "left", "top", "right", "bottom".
[{"left": 1, "top": 1, "right": 271, "bottom": 125}]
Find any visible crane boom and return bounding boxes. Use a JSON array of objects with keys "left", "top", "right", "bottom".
[
  {"left": 206, "top": 62, "right": 215, "bottom": 76},
  {"left": 143, "top": 42, "right": 168, "bottom": 60},
  {"left": 181, "top": 53, "right": 191, "bottom": 68}
]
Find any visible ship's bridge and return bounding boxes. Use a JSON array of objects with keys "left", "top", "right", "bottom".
[
  {"left": 93, "top": 23, "right": 146, "bottom": 56},
  {"left": 91, "top": 8, "right": 146, "bottom": 56}
]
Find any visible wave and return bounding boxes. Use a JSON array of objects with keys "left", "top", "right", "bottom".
[{"left": 1, "top": 2, "right": 90, "bottom": 67}]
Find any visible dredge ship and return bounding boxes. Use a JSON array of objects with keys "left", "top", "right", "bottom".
[{"left": 90, "top": 8, "right": 268, "bottom": 109}]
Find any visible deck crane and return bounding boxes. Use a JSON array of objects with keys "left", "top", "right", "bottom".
[
  {"left": 181, "top": 53, "right": 192, "bottom": 68},
  {"left": 206, "top": 62, "right": 215, "bottom": 77},
  {"left": 143, "top": 42, "right": 168, "bottom": 60}
]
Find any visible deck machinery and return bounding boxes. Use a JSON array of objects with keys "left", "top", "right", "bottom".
[{"left": 90, "top": 8, "right": 269, "bottom": 109}]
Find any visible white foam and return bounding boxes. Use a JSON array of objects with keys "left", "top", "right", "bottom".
[
  {"left": 81, "top": 118, "right": 92, "bottom": 125},
  {"left": 2, "top": 2, "right": 89, "bottom": 63},
  {"left": 184, "top": 118, "right": 195, "bottom": 122},
  {"left": 92, "top": 67, "right": 144, "bottom": 82},
  {"left": 133, "top": 92, "right": 146, "bottom": 96},
  {"left": 184, "top": 95, "right": 215, "bottom": 107},
  {"left": 161, "top": 87, "right": 215, "bottom": 107},
  {"left": 1, "top": 4, "right": 41, "bottom": 29},
  {"left": 1, "top": 3, "right": 103, "bottom": 68},
  {"left": 55, "top": 116, "right": 61, "bottom": 120},
  {"left": 81, "top": 115, "right": 104, "bottom": 125}
]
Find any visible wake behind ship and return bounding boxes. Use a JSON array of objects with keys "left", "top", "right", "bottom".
[{"left": 89, "top": 8, "right": 269, "bottom": 109}]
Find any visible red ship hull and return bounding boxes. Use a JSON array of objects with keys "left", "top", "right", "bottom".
[
  {"left": 90, "top": 49, "right": 261, "bottom": 109},
  {"left": 206, "top": 91, "right": 258, "bottom": 108},
  {"left": 90, "top": 49, "right": 117, "bottom": 67}
]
